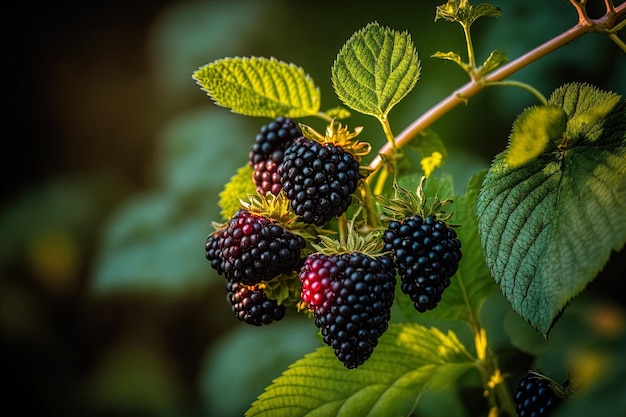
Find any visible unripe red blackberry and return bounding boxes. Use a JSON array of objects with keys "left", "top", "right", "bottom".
[
  {"left": 227, "top": 280, "right": 285, "bottom": 325},
  {"left": 206, "top": 209, "right": 305, "bottom": 285},
  {"left": 383, "top": 214, "right": 461, "bottom": 312},
  {"left": 299, "top": 252, "right": 396, "bottom": 368},
  {"left": 279, "top": 137, "right": 361, "bottom": 226},
  {"left": 249, "top": 116, "right": 302, "bottom": 196}
]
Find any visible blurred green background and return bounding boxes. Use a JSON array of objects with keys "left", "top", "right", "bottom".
[{"left": 2, "top": 1, "right": 625, "bottom": 416}]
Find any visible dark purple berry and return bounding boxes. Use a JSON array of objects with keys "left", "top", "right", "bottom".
[
  {"left": 514, "top": 370, "right": 564, "bottom": 417},
  {"left": 249, "top": 116, "right": 302, "bottom": 196},
  {"left": 279, "top": 137, "right": 361, "bottom": 226},
  {"left": 383, "top": 214, "right": 461, "bottom": 312},
  {"left": 227, "top": 280, "right": 285, "bottom": 326},
  {"left": 298, "top": 252, "right": 396, "bottom": 368},
  {"left": 206, "top": 209, "right": 305, "bottom": 285}
]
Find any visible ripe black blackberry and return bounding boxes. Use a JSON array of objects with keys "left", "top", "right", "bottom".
[
  {"left": 249, "top": 116, "right": 302, "bottom": 196},
  {"left": 227, "top": 280, "right": 285, "bottom": 325},
  {"left": 514, "top": 370, "right": 566, "bottom": 417},
  {"left": 299, "top": 252, "right": 396, "bottom": 368},
  {"left": 279, "top": 136, "right": 361, "bottom": 226},
  {"left": 206, "top": 209, "right": 306, "bottom": 285},
  {"left": 383, "top": 214, "right": 462, "bottom": 312}
]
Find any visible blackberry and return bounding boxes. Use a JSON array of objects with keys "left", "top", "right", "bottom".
[
  {"left": 206, "top": 209, "right": 306, "bottom": 285},
  {"left": 383, "top": 214, "right": 461, "bottom": 312},
  {"left": 227, "top": 280, "right": 285, "bottom": 325},
  {"left": 299, "top": 252, "right": 396, "bottom": 368},
  {"left": 514, "top": 371, "right": 565, "bottom": 417},
  {"left": 279, "top": 137, "right": 361, "bottom": 226},
  {"left": 205, "top": 233, "right": 223, "bottom": 274},
  {"left": 249, "top": 116, "right": 302, "bottom": 195}
]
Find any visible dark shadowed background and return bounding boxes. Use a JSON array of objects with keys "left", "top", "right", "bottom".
[{"left": 2, "top": 1, "right": 625, "bottom": 416}]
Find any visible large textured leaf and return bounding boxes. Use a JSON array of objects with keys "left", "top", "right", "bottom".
[
  {"left": 246, "top": 323, "right": 474, "bottom": 417},
  {"left": 331, "top": 22, "right": 420, "bottom": 119},
  {"left": 394, "top": 173, "right": 496, "bottom": 323},
  {"left": 477, "top": 83, "right": 626, "bottom": 336},
  {"left": 193, "top": 57, "right": 320, "bottom": 118}
]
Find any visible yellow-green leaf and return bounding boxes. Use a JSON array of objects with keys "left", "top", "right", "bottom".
[
  {"left": 505, "top": 105, "right": 567, "bottom": 168},
  {"left": 246, "top": 323, "right": 474, "bottom": 417},
  {"left": 193, "top": 57, "right": 320, "bottom": 118}
]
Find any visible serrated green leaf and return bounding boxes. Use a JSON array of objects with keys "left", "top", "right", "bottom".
[
  {"left": 246, "top": 323, "right": 474, "bottom": 417},
  {"left": 219, "top": 164, "right": 257, "bottom": 220},
  {"left": 477, "top": 83, "right": 626, "bottom": 336},
  {"left": 331, "top": 22, "right": 420, "bottom": 119},
  {"left": 435, "top": 0, "right": 501, "bottom": 26},
  {"left": 476, "top": 49, "right": 508, "bottom": 77},
  {"left": 505, "top": 105, "right": 567, "bottom": 168},
  {"left": 394, "top": 173, "right": 496, "bottom": 323},
  {"left": 193, "top": 57, "right": 320, "bottom": 118}
]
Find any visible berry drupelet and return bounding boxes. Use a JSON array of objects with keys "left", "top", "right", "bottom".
[
  {"left": 383, "top": 214, "right": 462, "bottom": 312},
  {"left": 249, "top": 116, "right": 302, "bottom": 196}
]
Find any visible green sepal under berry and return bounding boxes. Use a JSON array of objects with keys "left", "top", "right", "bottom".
[
  {"left": 380, "top": 175, "right": 457, "bottom": 226},
  {"left": 477, "top": 82, "right": 626, "bottom": 337}
]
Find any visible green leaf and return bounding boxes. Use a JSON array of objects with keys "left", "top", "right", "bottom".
[
  {"left": 435, "top": 0, "right": 501, "bottom": 26},
  {"left": 219, "top": 164, "right": 257, "bottom": 221},
  {"left": 324, "top": 106, "right": 351, "bottom": 120},
  {"left": 477, "top": 83, "right": 626, "bottom": 336},
  {"left": 431, "top": 51, "right": 464, "bottom": 65},
  {"left": 505, "top": 105, "right": 567, "bottom": 168},
  {"left": 331, "top": 22, "right": 420, "bottom": 119},
  {"left": 394, "top": 173, "right": 497, "bottom": 323},
  {"left": 476, "top": 49, "right": 508, "bottom": 77},
  {"left": 193, "top": 57, "right": 321, "bottom": 118},
  {"left": 246, "top": 323, "right": 475, "bottom": 417}
]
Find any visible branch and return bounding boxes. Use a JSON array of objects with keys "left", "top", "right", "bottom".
[{"left": 367, "top": 1, "right": 626, "bottom": 172}]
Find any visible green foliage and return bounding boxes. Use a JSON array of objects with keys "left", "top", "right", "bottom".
[
  {"left": 505, "top": 104, "right": 567, "bottom": 167},
  {"left": 477, "top": 83, "right": 626, "bottom": 337},
  {"left": 435, "top": 0, "right": 501, "bottom": 26},
  {"left": 218, "top": 164, "right": 257, "bottom": 221},
  {"left": 246, "top": 323, "right": 475, "bottom": 417},
  {"left": 193, "top": 57, "right": 321, "bottom": 118},
  {"left": 331, "top": 22, "right": 420, "bottom": 120}
]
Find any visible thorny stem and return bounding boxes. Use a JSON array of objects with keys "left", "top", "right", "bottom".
[{"left": 366, "top": 1, "right": 626, "bottom": 173}]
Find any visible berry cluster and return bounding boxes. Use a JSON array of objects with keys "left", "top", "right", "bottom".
[
  {"left": 514, "top": 370, "right": 567, "bottom": 417},
  {"left": 299, "top": 252, "right": 396, "bottom": 368},
  {"left": 206, "top": 208, "right": 305, "bottom": 325},
  {"left": 249, "top": 116, "right": 302, "bottom": 196},
  {"left": 204, "top": 117, "right": 463, "bottom": 366},
  {"left": 383, "top": 214, "right": 462, "bottom": 312}
]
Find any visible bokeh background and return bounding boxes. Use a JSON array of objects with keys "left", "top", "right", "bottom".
[{"left": 2, "top": 1, "right": 625, "bottom": 416}]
